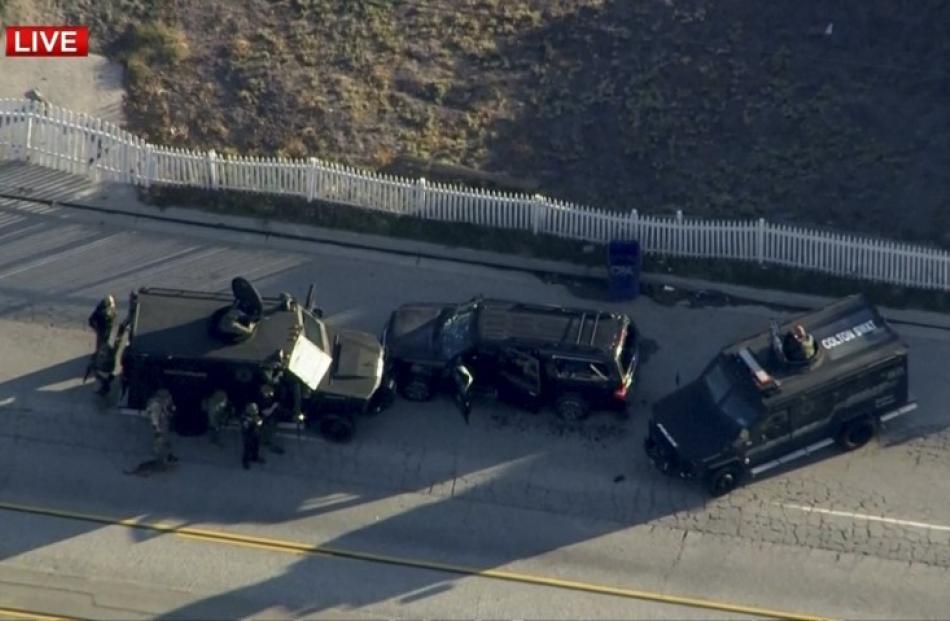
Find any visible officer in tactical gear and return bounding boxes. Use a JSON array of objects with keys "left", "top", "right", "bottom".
[
  {"left": 93, "top": 342, "right": 117, "bottom": 396},
  {"left": 258, "top": 383, "right": 285, "bottom": 454},
  {"left": 88, "top": 295, "right": 116, "bottom": 352},
  {"left": 217, "top": 302, "right": 256, "bottom": 339},
  {"left": 783, "top": 324, "right": 817, "bottom": 362},
  {"left": 147, "top": 389, "right": 177, "bottom": 466},
  {"left": 262, "top": 359, "right": 284, "bottom": 386},
  {"left": 278, "top": 292, "right": 295, "bottom": 311},
  {"left": 202, "top": 389, "right": 232, "bottom": 446},
  {"left": 241, "top": 402, "right": 265, "bottom": 469}
]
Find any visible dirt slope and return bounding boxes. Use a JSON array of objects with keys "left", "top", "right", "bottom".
[{"left": 26, "top": 1, "right": 950, "bottom": 245}]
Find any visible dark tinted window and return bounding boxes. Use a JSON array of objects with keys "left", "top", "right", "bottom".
[
  {"left": 439, "top": 308, "right": 476, "bottom": 358},
  {"left": 439, "top": 304, "right": 475, "bottom": 358},
  {"left": 554, "top": 358, "right": 610, "bottom": 382},
  {"left": 719, "top": 389, "right": 758, "bottom": 428},
  {"left": 703, "top": 360, "right": 732, "bottom": 404}
]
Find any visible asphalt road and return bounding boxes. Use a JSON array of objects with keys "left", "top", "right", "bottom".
[{"left": 1, "top": 191, "right": 949, "bottom": 619}]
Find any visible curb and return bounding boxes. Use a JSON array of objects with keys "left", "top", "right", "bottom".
[{"left": 1, "top": 185, "right": 949, "bottom": 331}]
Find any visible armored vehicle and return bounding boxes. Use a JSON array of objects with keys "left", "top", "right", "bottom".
[
  {"left": 382, "top": 297, "right": 640, "bottom": 421},
  {"left": 645, "top": 294, "right": 915, "bottom": 496},
  {"left": 119, "top": 278, "right": 394, "bottom": 442}
]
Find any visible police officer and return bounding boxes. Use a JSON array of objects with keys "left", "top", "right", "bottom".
[
  {"left": 88, "top": 295, "right": 116, "bottom": 353},
  {"left": 241, "top": 402, "right": 265, "bottom": 469},
  {"left": 784, "top": 324, "right": 817, "bottom": 362},
  {"left": 93, "top": 342, "right": 117, "bottom": 396},
  {"left": 258, "top": 383, "right": 285, "bottom": 454},
  {"left": 202, "top": 389, "right": 231, "bottom": 446},
  {"left": 262, "top": 361, "right": 284, "bottom": 386},
  {"left": 147, "top": 389, "right": 177, "bottom": 467},
  {"left": 217, "top": 302, "right": 255, "bottom": 338}
]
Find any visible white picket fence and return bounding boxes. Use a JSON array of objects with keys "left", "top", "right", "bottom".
[{"left": 1, "top": 97, "right": 949, "bottom": 291}]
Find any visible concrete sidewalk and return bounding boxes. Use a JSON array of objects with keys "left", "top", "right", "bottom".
[{"left": 1, "top": 161, "right": 948, "bottom": 330}]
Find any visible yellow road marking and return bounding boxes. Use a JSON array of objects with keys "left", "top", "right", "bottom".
[
  {"left": 0, "top": 607, "right": 76, "bottom": 621},
  {"left": 0, "top": 501, "right": 833, "bottom": 621}
]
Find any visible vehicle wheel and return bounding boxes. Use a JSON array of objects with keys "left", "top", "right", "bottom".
[
  {"left": 365, "top": 381, "right": 396, "bottom": 416},
  {"left": 554, "top": 394, "right": 590, "bottom": 422},
  {"left": 319, "top": 415, "right": 355, "bottom": 443},
  {"left": 706, "top": 465, "right": 742, "bottom": 497},
  {"left": 836, "top": 417, "right": 876, "bottom": 451},
  {"left": 400, "top": 376, "right": 433, "bottom": 402}
]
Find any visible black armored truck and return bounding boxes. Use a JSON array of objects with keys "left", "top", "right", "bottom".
[
  {"left": 644, "top": 294, "right": 916, "bottom": 496},
  {"left": 382, "top": 297, "right": 640, "bottom": 421},
  {"left": 119, "top": 278, "right": 394, "bottom": 442}
]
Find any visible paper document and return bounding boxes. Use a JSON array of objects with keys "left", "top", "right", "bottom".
[{"left": 287, "top": 333, "right": 333, "bottom": 390}]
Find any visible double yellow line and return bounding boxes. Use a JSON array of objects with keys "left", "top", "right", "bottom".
[
  {"left": 0, "top": 501, "right": 832, "bottom": 621},
  {"left": 0, "top": 607, "right": 75, "bottom": 621}
]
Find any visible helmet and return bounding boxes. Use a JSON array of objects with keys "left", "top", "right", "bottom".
[
  {"left": 245, "top": 402, "right": 259, "bottom": 415},
  {"left": 260, "top": 384, "right": 275, "bottom": 399}
]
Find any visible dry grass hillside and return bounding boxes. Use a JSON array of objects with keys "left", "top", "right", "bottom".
[{"left": 11, "top": 0, "right": 950, "bottom": 246}]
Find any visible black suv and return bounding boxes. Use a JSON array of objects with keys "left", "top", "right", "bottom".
[
  {"left": 644, "top": 294, "right": 916, "bottom": 496},
  {"left": 382, "top": 297, "right": 640, "bottom": 421}
]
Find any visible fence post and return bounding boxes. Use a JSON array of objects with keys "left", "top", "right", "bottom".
[
  {"left": 23, "top": 114, "right": 33, "bottom": 162},
  {"left": 307, "top": 157, "right": 319, "bottom": 201},
  {"left": 207, "top": 149, "right": 218, "bottom": 190},
  {"left": 756, "top": 217, "right": 766, "bottom": 265},
  {"left": 676, "top": 210, "right": 684, "bottom": 255},
  {"left": 532, "top": 194, "right": 546, "bottom": 235},
  {"left": 414, "top": 177, "right": 427, "bottom": 214},
  {"left": 629, "top": 209, "right": 640, "bottom": 242},
  {"left": 143, "top": 144, "right": 154, "bottom": 189}
]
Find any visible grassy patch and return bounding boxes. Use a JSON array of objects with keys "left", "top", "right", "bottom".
[
  {"left": 140, "top": 184, "right": 950, "bottom": 314},
  {"left": 114, "top": 22, "right": 189, "bottom": 87}
]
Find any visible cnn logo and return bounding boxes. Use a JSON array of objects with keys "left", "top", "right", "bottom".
[{"left": 4, "top": 26, "right": 89, "bottom": 57}]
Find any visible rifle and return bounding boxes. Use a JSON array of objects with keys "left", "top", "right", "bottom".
[{"left": 769, "top": 319, "right": 786, "bottom": 362}]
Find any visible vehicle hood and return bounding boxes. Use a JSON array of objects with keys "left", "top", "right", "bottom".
[
  {"left": 650, "top": 381, "right": 738, "bottom": 463},
  {"left": 383, "top": 303, "right": 448, "bottom": 360},
  {"left": 322, "top": 328, "right": 384, "bottom": 400}
]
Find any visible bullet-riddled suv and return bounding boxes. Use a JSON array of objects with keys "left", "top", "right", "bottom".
[{"left": 382, "top": 297, "right": 640, "bottom": 421}]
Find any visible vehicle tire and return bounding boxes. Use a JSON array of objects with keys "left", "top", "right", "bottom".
[
  {"left": 400, "top": 376, "right": 433, "bottom": 402},
  {"left": 706, "top": 465, "right": 742, "bottom": 497},
  {"left": 554, "top": 394, "right": 590, "bottom": 422},
  {"left": 319, "top": 415, "right": 355, "bottom": 444},
  {"left": 367, "top": 386, "right": 395, "bottom": 416},
  {"left": 836, "top": 417, "right": 876, "bottom": 451}
]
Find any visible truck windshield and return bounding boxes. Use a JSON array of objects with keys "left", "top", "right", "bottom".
[
  {"left": 438, "top": 305, "right": 476, "bottom": 358},
  {"left": 702, "top": 360, "right": 732, "bottom": 404},
  {"left": 301, "top": 311, "right": 328, "bottom": 351},
  {"left": 702, "top": 359, "right": 755, "bottom": 429}
]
